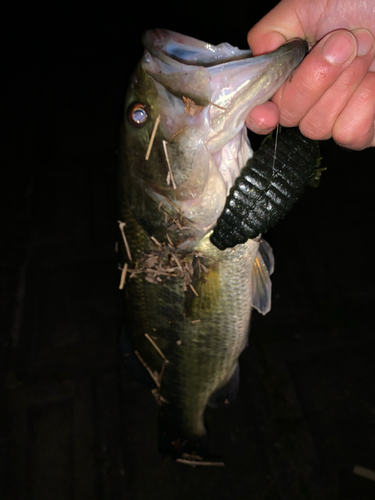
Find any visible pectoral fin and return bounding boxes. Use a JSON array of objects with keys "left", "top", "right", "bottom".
[{"left": 251, "top": 239, "right": 273, "bottom": 315}]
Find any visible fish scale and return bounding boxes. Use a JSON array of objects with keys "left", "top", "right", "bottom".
[
  {"left": 119, "top": 204, "right": 258, "bottom": 453},
  {"left": 118, "top": 29, "right": 318, "bottom": 458}
]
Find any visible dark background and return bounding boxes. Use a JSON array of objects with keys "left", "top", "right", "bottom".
[{"left": 2, "top": 1, "right": 375, "bottom": 499}]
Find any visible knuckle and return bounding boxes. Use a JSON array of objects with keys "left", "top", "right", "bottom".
[
  {"left": 299, "top": 113, "right": 332, "bottom": 141},
  {"left": 332, "top": 122, "right": 367, "bottom": 150}
]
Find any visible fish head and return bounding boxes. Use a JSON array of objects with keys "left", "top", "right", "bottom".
[{"left": 121, "top": 29, "right": 307, "bottom": 249}]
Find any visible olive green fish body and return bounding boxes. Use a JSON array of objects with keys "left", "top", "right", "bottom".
[
  {"left": 119, "top": 30, "right": 311, "bottom": 457},
  {"left": 119, "top": 203, "right": 258, "bottom": 451}
]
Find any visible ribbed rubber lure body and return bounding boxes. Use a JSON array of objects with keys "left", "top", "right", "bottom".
[{"left": 210, "top": 127, "right": 321, "bottom": 250}]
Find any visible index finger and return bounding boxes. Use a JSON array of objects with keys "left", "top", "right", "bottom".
[
  {"left": 247, "top": 0, "right": 307, "bottom": 54},
  {"left": 275, "top": 30, "right": 357, "bottom": 127}
]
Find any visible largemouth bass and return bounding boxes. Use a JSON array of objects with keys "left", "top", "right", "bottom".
[{"left": 118, "top": 29, "right": 314, "bottom": 459}]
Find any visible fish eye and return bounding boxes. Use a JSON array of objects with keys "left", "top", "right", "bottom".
[{"left": 128, "top": 103, "right": 148, "bottom": 128}]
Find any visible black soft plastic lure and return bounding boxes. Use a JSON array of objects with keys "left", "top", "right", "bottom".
[{"left": 210, "top": 127, "right": 322, "bottom": 250}]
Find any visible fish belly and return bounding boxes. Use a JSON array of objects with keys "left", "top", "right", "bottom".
[{"left": 119, "top": 206, "right": 259, "bottom": 456}]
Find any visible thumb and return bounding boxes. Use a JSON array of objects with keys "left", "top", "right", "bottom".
[{"left": 247, "top": 0, "right": 307, "bottom": 54}]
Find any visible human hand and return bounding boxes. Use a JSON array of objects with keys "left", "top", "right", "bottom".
[{"left": 246, "top": 0, "right": 375, "bottom": 150}]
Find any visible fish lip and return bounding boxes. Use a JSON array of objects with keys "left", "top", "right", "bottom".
[
  {"left": 142, "top": 29, "right": 253, "bottom": 68},
  {"left": 142, "top": 31, "right": 307, "bottom": 115},
  {"left": 143, "top": 30, "right": 307, "bottom": 70}
]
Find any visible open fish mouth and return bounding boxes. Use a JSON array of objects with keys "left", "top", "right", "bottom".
[
  {"left": 143, "top": 29, "right": 307, "bottom": 182},
  {"left": 142, "top": 29, "right": 307, "bottom": 154},
  {"left": 142, "top": 29, "right": 253, "bottom": 67},
  {"left": 125, "top": 30, "right": 308, "bottom": 246}
]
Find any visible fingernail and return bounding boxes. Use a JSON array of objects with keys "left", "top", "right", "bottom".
[
  {"left": 322, "top": 31, "right": 356, "bottom": 64},
  {"left": 353, "top": 28, "right": 374, "bottom": 57},
  {"left": 370, "top": 58, "right": 375, "bottom": 72}
]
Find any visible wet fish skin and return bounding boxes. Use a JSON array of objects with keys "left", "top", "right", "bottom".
[
  {"left": 118, "top": 30, "right": 307, "bottom": 457},
  {"left": 120, "top": 217, "right": 259, "bottom": 456},
  {"left": 120, "top": 30, "right": 308, "bottom": 250}
]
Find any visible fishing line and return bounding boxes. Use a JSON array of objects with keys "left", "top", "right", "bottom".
[
  {"left": 272, "top": 124, "right": 279, "bottom": 174},
  {"left": 272, "top": 90, "right": 283, "bottom": 174}
]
